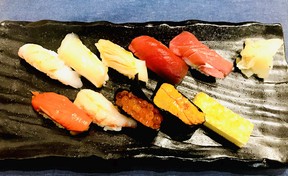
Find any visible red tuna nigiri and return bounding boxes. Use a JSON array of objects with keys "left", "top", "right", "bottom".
[
  {"left": 169, "top": 31, "right": 233, "bottom": 78},
  {"left": 129, "top": 36, "right": 188, "bottom": 84},
  {"left": 31, "top": 92, "right": 92, "bottom": 134}
]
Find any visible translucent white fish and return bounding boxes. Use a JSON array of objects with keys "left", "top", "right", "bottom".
[
  {"left": 18, "top": 44, "right": 83, "bottom": 88},
  {"left": 58, "top": 33, "right": 109, "bottom": 88},
  {"left": 74, "top": 89, "right": 137, "bottom": 131}
]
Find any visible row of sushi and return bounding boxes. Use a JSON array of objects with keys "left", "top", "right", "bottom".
[
  {"left": 18, "top": 33, "right": 148, "bottom": 89},
  {"left": 18, "top": 30, "right": 284, "bottom": 92},
  {"left": 130, "top": 31, "right": 283, "bottom": 81},
  {"left": 31, "top": 82, "right": 254, "bottom": 148},
  {"left": 19, "top": 31, "right": 235, "bottom": 89}
]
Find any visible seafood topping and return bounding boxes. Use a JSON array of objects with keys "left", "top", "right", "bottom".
[{"left": 115, "top": 90, "right": 163, "bottom": 130}]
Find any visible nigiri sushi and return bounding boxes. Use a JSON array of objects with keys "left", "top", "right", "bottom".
[
  {"left": 193, "top": 92, "right": 254, "bottom": 148},
  {"left": 95, "top": 39, "right": 148, "bottom": 83},
  {"left": 236, "top": 38, "right": 283, "bottom": 79},
  {"left": 169, "top": 31, "right": 233, "bottom": 78},
  {"left": 129, "top": 36, "right": 188, "bottom": 84},
  {"left": 153, "top": 83, "right": 205, "bottom": 126},
  {"left": 74, "top": 89, "right": 137, "bottom": 131},
  {"left": 18, "top": 44, "right": 82, "bottom": 88},
  {"left": 31, "top": 92, "right": 92, "bottom": 135},
  {"left": 57, "top": 33, "right": 109, "bottom": 88},
  {"left": 115, "top": 90, "right": 163, "bottom": 130}
]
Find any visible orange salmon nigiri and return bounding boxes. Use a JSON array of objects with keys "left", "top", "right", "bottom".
[
  {"left": 31, "top": 92, "right": 92, "bottom": 135},
  {"left": 129, "top": 36, "right": 188, "bottom": 84},
  {"left": 169, "top": 31, "right": 233, "bottom": 78}
]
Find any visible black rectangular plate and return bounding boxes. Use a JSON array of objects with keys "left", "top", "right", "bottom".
[{"left": 0, "top": 20, "right": 287, "bottom": 168}]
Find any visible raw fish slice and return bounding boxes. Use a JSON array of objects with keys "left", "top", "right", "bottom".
[
  {"left": 18, "top": 44, "right": 82, "bottom": 88},
  {"left": 95, "top": 39, "right": 148, "bottom": 83},
  {"left": 169, "top": 31, "right": 233, "bottom": 78},
  {"left": 129, "top": 36, "right": 188, "bottom": 84},
  {"left": 58, "top": 33, "right": 109, "bottom": 88},
  {"left": 31, "top": 92, "right": 92, "bottom": 135},
  {"left": 74, "top": 89, "right": 137, "bottom": 131}
]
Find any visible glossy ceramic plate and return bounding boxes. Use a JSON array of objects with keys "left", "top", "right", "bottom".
[{"left": 0, "top": 20, "right": 287, "bottom": 168}]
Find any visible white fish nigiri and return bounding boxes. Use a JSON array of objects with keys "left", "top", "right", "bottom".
[
  {"left": 95, "top": 39, "right": 148, "bottom": 83},
  {"left": 74, "top": 89, "right": 137, "bottom": 131},
  {"left": 58, "top": 33, "right": 109, "bottom": 88},
  {"left": 18, "top": 44, "right": 83, "bottom": 88}
]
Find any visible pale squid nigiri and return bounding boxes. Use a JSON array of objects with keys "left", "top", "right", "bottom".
[
  {"left": 57, "top": 33, "right": 109, "bottom": 88},
  {"left": 74, "top": 89, "right": 137, "bottom": 131},
  {"left": 95, "top": 39, "right": 148, "bottom": 83},
  {"left": 18, "top": 44, "right": 83, "bottom": 88},
  {"left": 31, "top": 92, "right": 92, "bottom": 135}
]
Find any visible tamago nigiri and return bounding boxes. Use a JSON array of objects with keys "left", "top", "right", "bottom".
[
  {"left": 58, "top": 33, "right": 109, "bottom": 88},
  {"left": 193, "top": 92, "right": 254, "bottom": 148},
  {"left": 18, "top": 44, "right": 83, "bottom": 88}
]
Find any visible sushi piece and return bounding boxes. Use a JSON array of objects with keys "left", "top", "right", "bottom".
[
  {"left": 115, "top": 90, "right": 163, "bottom": 130},
  {"left": 236, "top": 38, "right": 283, "bottom": 79},
  {"left": 153, "top": 83, "right": 205, "bottom": 126},
  {"left": 129, "top": 35, "right": 188, "bottom": 84},
  {"left": 95, "top": 39, "right": 148, "bottom": 83},
  {"left": 169, "top": 31, "right": 233, "bottom": 78},
  {"left": 193, "top": 92, "right": 254, "bottom": 148},
  {"left": 74, "top": 89, "right": 137, "bottom": 131},
  {"left": 18, "top": 44, "right": 82, "bottom": 88},
  {"left": 57, "top": 33, "right": 109, "bottom": 88},
  {"left": 31, "top": 92, "right": 92, "bottom": 135}
]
